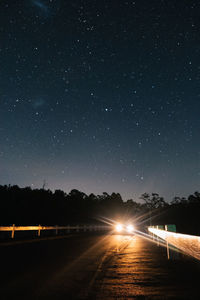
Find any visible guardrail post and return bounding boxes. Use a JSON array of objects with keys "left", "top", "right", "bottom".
[
  {"left": 38, "top": 225, "right": 41, "bottom": 237},
  {"left": 55, "top": 225, "right": 58, "bottom": 235},
  {"left": 165, "top": 225, "right": 170, "bottom": 259},
  {"left": 11, "top": 224, "right": 15, "bottom": 239},
  {"left": 84, "top": 225, "right": 86, "bottom": 232},
  {"left": 76, "top": 225, "right": 79, "bottom": 232},
  {"left": 67, "top": 225, "right": 70, "bottom": 233},
  {"left": 156, "top": 225, "right": 159, "bottom": 246}
]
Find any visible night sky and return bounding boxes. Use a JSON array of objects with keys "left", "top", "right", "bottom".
[{"left": 0, "top": 0, "right": 200, "bottom": 201}]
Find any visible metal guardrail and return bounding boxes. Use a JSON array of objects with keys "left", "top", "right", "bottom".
[
  {"left": 0, "top": 225, "right": 110, "bottom": 239},
  {"left": 148, "top": 226, "right": 200, "bottom": 260}
]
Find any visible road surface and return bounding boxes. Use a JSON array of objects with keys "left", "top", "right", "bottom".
[{"left": 0, "top": 233, "right": 200, "bottom": 299}]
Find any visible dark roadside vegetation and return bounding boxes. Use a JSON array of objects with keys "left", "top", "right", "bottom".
[{"left": 0, "top": 185, "right": 200, "bottom": 235}]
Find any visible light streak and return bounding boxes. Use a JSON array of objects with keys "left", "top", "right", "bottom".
[
  {"left": 134, "top": 229, "right": 167, "bottom": 248},
  {"left": 148, "top": 228, "right": 200, "bottom": 260}
]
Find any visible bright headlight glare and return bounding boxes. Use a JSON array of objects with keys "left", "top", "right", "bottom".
[
  {"left": 126, "top": 224, "right": 134, "bottom": 233},
  {"left": 115, "top": 223, "right": 123, "bottom": 232}
]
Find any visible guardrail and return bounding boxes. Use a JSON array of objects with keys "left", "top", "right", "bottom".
[
  {"left": 148, "top": 226, "right": 200, "bottom": 260},
  {"left": 0, "top": 225, "right": 110, "bottom": 239}
]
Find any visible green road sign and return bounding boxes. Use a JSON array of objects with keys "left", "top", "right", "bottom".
[{"left": 165, "top": 224, "right": 176, "bottom": 232}]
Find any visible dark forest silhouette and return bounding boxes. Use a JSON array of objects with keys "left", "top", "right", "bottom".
[{"left": 0, "top": 185, "right": 200, "bottom": 235}]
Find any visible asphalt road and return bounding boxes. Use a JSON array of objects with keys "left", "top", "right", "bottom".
[{"left": 0, "top": 233, "right": 200, "bottom": 299}]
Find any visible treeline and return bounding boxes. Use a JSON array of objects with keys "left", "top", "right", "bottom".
[{"left": 0, "top": 185, "right": 200, "bottom": 234}]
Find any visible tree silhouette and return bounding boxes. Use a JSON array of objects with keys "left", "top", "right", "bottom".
[{"left": 0, "top": 185, "right": 200, "bottom": 235}]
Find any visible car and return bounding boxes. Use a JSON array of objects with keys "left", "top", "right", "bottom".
[{"left": 114, "top": 223, "right": 135, "bottom": 234}]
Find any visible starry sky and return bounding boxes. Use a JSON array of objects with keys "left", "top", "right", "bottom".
[{"left": 0, "top": 0, "right": 200, "bottom": 201}]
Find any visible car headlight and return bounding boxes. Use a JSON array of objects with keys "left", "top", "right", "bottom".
[
  {"left": 115, "top": 223, "right": 123, "bottom": 232},
  {"left": 126, "top": 224, "right": 134, "bottom": 233}
]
